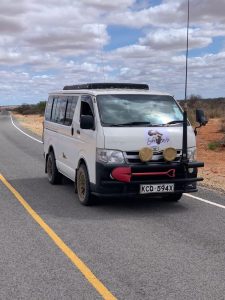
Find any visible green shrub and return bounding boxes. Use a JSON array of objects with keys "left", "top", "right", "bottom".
[{"left": 208, "top": 141, "right": 221, "bottom": 150}]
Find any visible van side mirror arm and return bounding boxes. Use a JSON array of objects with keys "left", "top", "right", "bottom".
[{"left": 194, "top": 125, "right": 201, "bottom": 136}]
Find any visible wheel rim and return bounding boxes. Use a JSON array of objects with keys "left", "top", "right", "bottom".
[
  {"left": 47, "top": 156, "right": 53, "bottom": 181},
  {"left": 77, "top": 169, "right": 86, "bottom": 202}
]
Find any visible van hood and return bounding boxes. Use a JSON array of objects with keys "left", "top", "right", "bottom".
[{"left": 103, "top": 126, "right": 196, "bottom": 151}]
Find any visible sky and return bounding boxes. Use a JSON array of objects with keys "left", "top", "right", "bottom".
[{"left": 0, "top": 0, "right": 225, "bottom": 105}]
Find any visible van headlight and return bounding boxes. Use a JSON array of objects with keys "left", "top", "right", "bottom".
[
  {"left": 187, "top": 148, "right": 197, "bottom": 162},
  {"left": 96, "top": 148, "right": 125, "bottom": 164}
]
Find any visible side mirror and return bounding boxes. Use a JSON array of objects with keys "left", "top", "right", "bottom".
[
  {"left": 196, "top": 109, "right": 208, "bottom": 126},
  {"left": 80, "top": 115, "right": 95, "bottom": 130},
  {"left": 194, "top": 109, "right": 208, "bottom": 135}
]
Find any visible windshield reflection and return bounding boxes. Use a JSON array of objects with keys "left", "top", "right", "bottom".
[{"left": 96, "top": 94, "right": 183, "bottom": 127}]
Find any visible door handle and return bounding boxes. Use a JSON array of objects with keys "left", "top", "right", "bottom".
[{"left": 77, "top": 129, "right": 80, "bottom": 135}]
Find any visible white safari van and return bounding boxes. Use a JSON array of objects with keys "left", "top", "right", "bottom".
[{"left": 43, "top": 83, "right": 207, "bottom": 205}]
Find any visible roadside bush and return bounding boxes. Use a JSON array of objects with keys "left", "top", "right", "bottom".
[
  {"left": 208, "top": 141, "right": 221, "bottom": 151},
  {"left": 14, "top": 101, "right": 46, "bottom": 115},
  {"left": 15, "top": 104, "right": 31, "bottom": 115},
  {"left": 36, "top": 101, "right": 46, "bottom": 114}
]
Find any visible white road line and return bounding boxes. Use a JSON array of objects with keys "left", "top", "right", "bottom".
[
  {"left": 10, "top": 114, "right": 43, "bottom": 144},
  {"left": 184, "top": 193, "right": 225, "bottom": 209}
]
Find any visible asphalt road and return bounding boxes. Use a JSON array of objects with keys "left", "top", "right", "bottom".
[{"left": 1, "top": 111, "right": 225, "bottom": 300}]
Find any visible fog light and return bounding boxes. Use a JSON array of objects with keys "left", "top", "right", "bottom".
[
  {"left": 139, "top": 147, "right": 153, "bottom": 162},
  {"left": 188, "top": 168, "right": 194, "bottom": 173},
  {"left": 163, "top": 147, "right": 177, "bottom": 162}
]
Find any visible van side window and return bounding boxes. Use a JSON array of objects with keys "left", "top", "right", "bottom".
[
  {"left": 45, "top": 96, "right": 54, "bottom": 121},
  {"left": 51, "top": 97, "right": 67, "bottom": 124},
  {"left": 51, "top": 98, "right": 58, "bottom": 122},
  {"left": 56, "top": 97, "right": 67, "bottom": 124},
  {"left": 48, "top": 95, "right": 78, "bottom": 125},
  {"left": 64, "top": 96, "right": 78, "bottom": 126},
  {"left": 80, "top": 95, "right": 94, "bottom": 117}
]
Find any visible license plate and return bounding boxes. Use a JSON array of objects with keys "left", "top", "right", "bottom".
[{"left": 140, "top": 183, "right": 174, "bottom": 194}]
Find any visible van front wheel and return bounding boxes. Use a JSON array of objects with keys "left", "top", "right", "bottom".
[{"left": 76, "top": 164, "right": 93, "bottom": 206}]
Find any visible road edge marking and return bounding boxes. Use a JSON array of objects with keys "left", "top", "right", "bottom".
[
  {"left": 184, "top": 193, "right": 225, "bottom": 209},
  {"left": 10, "top": 114, "right": 43, "bottom": 144},
  {"left": 0, "top": 174, "right": 117, "bottom": 300}
]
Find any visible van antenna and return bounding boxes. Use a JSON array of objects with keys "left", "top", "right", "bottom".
[
  {"left": 97, "top": 24, "right": 106, "bottom": 82},
  {"left": 184, "top": 0, "right": 190, "bottom": 102},
  {"left": 181, "top": 0, "right": 190, "bottom": 162}
]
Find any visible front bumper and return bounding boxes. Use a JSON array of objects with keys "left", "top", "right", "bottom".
[{"left": 91, "top": 161, "right": 204, "bottom": 197}]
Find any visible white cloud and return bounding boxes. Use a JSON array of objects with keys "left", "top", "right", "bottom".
[
  {"left": 0, "top": 0, "right": 27, "bottom": 16},
  {"left": 0, "top": 16, "right": 25, "bottom": 34},
  {"left": 180, "top": 0, "right": 225, "bottom": 23},
  {"left": 140, "top": 28, "right": 212, "bottom": 51},
  {"left": 81, "top": 0, "right": 134, "bottom": 10},
  {"left": 25, "top": 24, "right": 109, "bottom": 54},
  {"left": 105, "top": 2, "right": 182, "bottom": 28},
  {"left": 0, "top": 0, "right": 225, "bottom": 104}
]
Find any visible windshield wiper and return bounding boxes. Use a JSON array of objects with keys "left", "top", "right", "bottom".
[
  {"left": 166, "top": 120, "right": 183, "bottom": 125},
  {"left": 104, "top": 120, "right": 184, "bottom": 127},
  {"left": 156, "top": 120, "right": 184, "bottom": 126},
  {"left": 105, "top": 121, "right": 152, "bottom": 127}
]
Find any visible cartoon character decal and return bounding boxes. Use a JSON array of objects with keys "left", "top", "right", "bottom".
[{"left": 146, "top": 128, "right": 170, "bottom": 146}]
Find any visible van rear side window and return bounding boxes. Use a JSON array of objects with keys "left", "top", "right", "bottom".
[
  {"left": 45, "top": 96, "right": 54, "bottom": 121},
  {"left": 46, "top": 95, "right": 78, "bottom": 126},
  {"left": 52, "top": 97, "right": 67, "bottom": 124}
]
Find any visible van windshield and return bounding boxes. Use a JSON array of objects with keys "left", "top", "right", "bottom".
[{"left": 96, "top": 94, "right": 183, "bottom": 127}]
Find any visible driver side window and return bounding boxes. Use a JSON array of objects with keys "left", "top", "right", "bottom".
[{"left": 80, "top": 95, "right": 94, "bottom": 117}]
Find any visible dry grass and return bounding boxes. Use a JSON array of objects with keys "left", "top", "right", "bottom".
[
  {"left": 179, "top": 98, "right": 225, "bottom": 125},
  {"left": 13, "top": 113, "right": 44, "bottom": 136}
]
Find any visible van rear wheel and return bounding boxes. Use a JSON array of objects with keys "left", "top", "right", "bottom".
[
  {"left": 47, "top": 151, "right": 61, "bottom": 184},
  {"left": 76, "top": 164, "right": 93, "bottom": 206}
]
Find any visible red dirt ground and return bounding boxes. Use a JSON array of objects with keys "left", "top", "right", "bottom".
[{"left": 197, "top": 118, "right": 225, "bottom": 192}]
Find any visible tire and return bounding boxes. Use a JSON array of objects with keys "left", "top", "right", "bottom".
[
  {"left": 76, "top": 164, "right": 93, "bottom": 206},
  {"left": 46, "top": 151, "right": 62, "bottom": 184},
  {"left": 163, "top": 193, "right": 183, "bottom": 202}
]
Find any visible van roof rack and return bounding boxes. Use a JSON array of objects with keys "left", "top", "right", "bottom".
[{"left": 63, "top": 83, "right": 149, "bottom": 90}]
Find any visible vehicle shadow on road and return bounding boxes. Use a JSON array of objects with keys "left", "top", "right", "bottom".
[{"left": 8, "top": 177, "right": 188, "bottom": 220}]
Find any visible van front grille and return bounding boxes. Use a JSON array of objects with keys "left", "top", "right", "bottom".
[{"left": 124, "top": 150, "right": 182, "bottom": 164}]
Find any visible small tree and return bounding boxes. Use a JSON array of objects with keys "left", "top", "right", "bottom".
[
  {"left": 188, "top": 94, "right": 202, "bottom": 101},
  {"left": 36, "top": 101, "right": 46, "bottom": 115}
]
